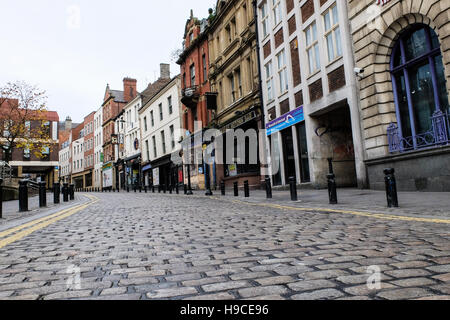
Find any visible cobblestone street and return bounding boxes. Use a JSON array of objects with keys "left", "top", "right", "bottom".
[{"left": 0, "top": 192, "right": 449, "bottom": 300}]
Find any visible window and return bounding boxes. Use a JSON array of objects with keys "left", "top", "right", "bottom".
[
  {"left": 389, "top": 24, "right": 450, "bottom": 153},
  {"left": 236, "top": 68, "right": 242, "bottom": 98},
  {"left": 170, "top": 125, "right": 175, "bottom": 149},
  {"left": 150, "top": 111, "right": 154, "bottom": 127},
  {"left": 145, "top": 140, "right": 150, "bottom": 161},
  {"left": 202, "top": 54, "right": 207, "bottom": 82},
  {"left": 189, "top": 32, "right": 194, "bottom": 43},
  {"left": 305, "top": 22, "right": 320, "bottom": 74},
  {"left": 225, "top": 24, "right": 232, "bottom": 44},
  {"left": 161, "top": 131, "right": 166, "bottom": 154},
  {"left": 272, "top": 0, "right": 281, "bottom": 26},
  {"left": 277, "top": 50, "right": 288, "bottom": 93},
  {"left": 261, "top": 2, "right": 269, "bottom": 38},
  {"left": 190, "top": 64, "right": 196, "bottom": 87},
  {"left": 168, "top": 96, "right": 173, "bottom": 115},
  {"left": 144, "top": 116, "right": 148, "bottom": 131},
  {"left": 265, "top": 61, "right": 274, "bottom": 101},
  {"left": 229, "top": 73, "right": 236, "bottom": 103},
  {"left": 323, "top": 4, "right": 342, "bottom": 62},
  {"left": 159, "top": 104, "right": 163, "bottom": 121}
]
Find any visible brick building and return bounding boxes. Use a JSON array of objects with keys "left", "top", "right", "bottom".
[
  {"left": 0, "top": 98, "right": 60, "bottom": 188},
  {"left": 101, "top": 78, "right": 137, "bottom": 190},
  {"left": 349, "top": 0, "right": 450, "bottom": 191},
  {"left": 257, "top": 0, "right": 366, "bottom": 188},
  {"left": 177, "top": 10, "right": 213, "bottom": 190}
]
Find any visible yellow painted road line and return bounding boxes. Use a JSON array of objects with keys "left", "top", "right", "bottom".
[
  {"left": 0, "top": 204, "right": 85, "bottom": 239},
  {"left": 226, "top": 199, "right": 450, "bottom": 225},
  {"left": 0, "top": 195, "right": 98, "bottom": 249}
]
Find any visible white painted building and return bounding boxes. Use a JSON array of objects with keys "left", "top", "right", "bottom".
[
  {"left": 139, "top": 75, "right": 182, "bottom": 188},
  {"left": 71, "top": 134, "right": 84, "bottom": 188},
  {"left": 257, "top": 0, "right": 366, "bottom": 188},
  {"left": 121, "top": 94, "right": 142, "bottom": 188},
  {"left": 93, "top": 106, "right": 103, "bottom": 189},
  {"left": 58, "top": 137, "right": 72, "bottom": 183}
]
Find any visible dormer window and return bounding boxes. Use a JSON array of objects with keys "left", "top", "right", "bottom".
[{"left": 189, "top": 32, "right": 194, "bottom": 43}]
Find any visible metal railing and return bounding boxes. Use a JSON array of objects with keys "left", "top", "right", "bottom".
[{"left": 388, "top": 110, "right": 450, "bottom": 153}]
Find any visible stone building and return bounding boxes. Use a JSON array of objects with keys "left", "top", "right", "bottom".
[
  {"left": 256, "top": 0, "right": 366, "bottom": 188},
  {"left": 208, "top": 0, "right": 263, "bottom": 189},
  {"left": 349, "top": 0, "right": 450, "bottom": 191}
]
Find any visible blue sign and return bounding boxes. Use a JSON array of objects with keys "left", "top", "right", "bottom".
[{"left": 266, "top": 106, "right": 305, "bottom": 136}]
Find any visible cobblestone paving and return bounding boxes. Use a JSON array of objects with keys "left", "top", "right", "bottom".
[{"left": 0, "top": 192, "right": 449, "bottom": 300}]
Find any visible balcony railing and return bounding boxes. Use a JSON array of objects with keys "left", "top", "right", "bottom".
[
  {"left": 181, "top": 86, "right": 200, "bottom": 109},
  {"left": 387, "top": 110, "right": 450, "bottom": 153}
]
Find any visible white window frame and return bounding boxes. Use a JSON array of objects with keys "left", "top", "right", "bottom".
[
  {"left": 261, "top": 1, "right": 269, "bottom": 38},
  {"left": 272, "top": 0, "right": 282, "bottom": 27},
  {"left": 305, "top": 21, "right": 320, "bottom": 74},
  {"left": 323, "top": 4, "right": 342, "bottom": 62},
  {"left": 265, "top": 61, "right": 274, "bottom": 101},
  {"left": 276, "top": 50, "right": 288, "bottom": 94}
]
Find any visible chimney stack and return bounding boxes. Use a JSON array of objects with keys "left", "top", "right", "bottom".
[
  {"left": 160, "top": 64, "right": 171, "bottom": 80},
  {"left": 65, "top": 116, "right": 72, "bottom": 131},
  {"left": 123, "top": 78, "right": 137, "bottom": 102}
]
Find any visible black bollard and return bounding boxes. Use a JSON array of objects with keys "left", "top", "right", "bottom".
[
  {"left": 39, "top": 182, "right": 46, "bottom": 208},
  {"left": 69, "top": 184, "right": 75, "bottom": 200},
  {"left": 220, "top": 181, "right": 225, "bottom": 196},
  {"left": 139, "top": 185, "right": 142, "bottom": 193},
  {"left": 289, "top": 177, "right": 298, "bottom": 201},
  {"left": 233, "top": 182, "right": 239, "bottom": 197},
  {"left": 144, "top": 186, "right": 147, "bottom": 193},
  {"left": 152, "top": 185, "right": 155, "bottom": 193},
  {"left": 265, "top": 177, "right": 273, "bottom": 199},
  {"left": 53, "top": 182, "right": 60, "bottom": 205},
  {"left": 63, "top": 183, "right": 69, "bottom": 202},
  {"left": 205, "top": 164, "right": 213, "bottom": 196},
  {"left": 384, "top": 168, "right": 399, "bottom": 208},
  {"left": 176, "top": 183, "right": 179, "bottom": 195},
  {"left": 327, "top": 174, "right": 338, "bottom": 205},
  {"left": 169, "top": 184, "right": 172, "bottom": 194},
  {"left": 244, "top": 180, "right": 250, "bottom": 198},
  {"left": 0, "top": 178, "right": 3, "bottom": 219},
  {"left": 184, "top": 184, "right": 187, "bottom": 195},
  {"left": 19, "top": 180, "right": 28, "bottom": 212}
]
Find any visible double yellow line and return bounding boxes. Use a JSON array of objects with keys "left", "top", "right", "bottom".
[{"left": 0, "top": 194, "right": 98, "bottom": 250}]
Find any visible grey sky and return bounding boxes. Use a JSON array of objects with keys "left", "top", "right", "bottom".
[{"left": 0, "top": 0, "right": 215, "bottom": 123}]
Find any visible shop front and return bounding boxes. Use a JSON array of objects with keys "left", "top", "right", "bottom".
[{"left": 266, "top": 106, "right": 310, "bottom": 186}]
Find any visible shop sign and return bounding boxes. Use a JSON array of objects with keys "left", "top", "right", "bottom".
[
  {"left": 228, "top": 164, "right": 237, "bottom": 177},
  {"left": 266, "top": 106, "right": 304, "bottom": 136},
  {"left": 102, "top": 163, "right": 113, "bottom": 188},
  {"left": 221, "top": 110, "right": 258, "bottom": 132}
]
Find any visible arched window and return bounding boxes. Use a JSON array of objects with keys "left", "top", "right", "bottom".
[{"left": 388, "top": 24, "right": 449, "bottom": 152}]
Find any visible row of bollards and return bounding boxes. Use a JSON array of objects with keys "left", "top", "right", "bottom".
[
  {"left": 27, "top": 168, "right": 399, "bottom": 211},
  {"left": 16, "top": 181, "right": 76, "bottom": 213}
]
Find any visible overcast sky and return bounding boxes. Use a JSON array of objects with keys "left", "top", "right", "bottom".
[{"left": 0, "top": 0, "right": 215, "bottom": 123}]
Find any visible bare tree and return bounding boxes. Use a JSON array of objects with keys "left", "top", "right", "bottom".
[{"left": 0, "top": 81, "right": 53, "bottom": 162}]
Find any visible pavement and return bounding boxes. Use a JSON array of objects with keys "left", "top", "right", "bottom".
[{"left": 0, "top": 189, "right": 449, "bottom": 300}]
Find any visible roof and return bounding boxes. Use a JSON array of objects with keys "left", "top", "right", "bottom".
[
  {"left": 109, "top": 90, "right": 126, "bottom": 103},
  {"left": 140, "top": 78, "right": 173, "bottom": 106}
]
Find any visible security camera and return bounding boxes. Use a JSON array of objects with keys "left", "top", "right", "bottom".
[{"left": 354, "top": 67, "right": 364, "bottom": 75}]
